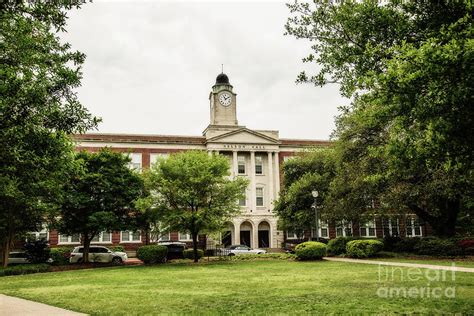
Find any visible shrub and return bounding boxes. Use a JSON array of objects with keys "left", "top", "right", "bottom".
[
  {"left": 327, "top": 237, "right": 355, "bottom": 256},
  {"left": 0, "top": 264, "right": 49, "bottom": 277},
  {"left": 457, "top": 239, "right": 474, "bottom": 255},
  {"left": 229, "top": 253, "right": 296, "bottom": 261},
  {"left": 393, "top": 237, "right": 422, "bottom": 253},
  {"left": 24, "top": 239, "right": 51, "bottom": 263},
  {"left": 414, "top": 237, "right": 463, "bottom": 257},
  {"left": 382, "top": 236, "right": 402, "bottom": 252},
  {"left": 295, "top": 241, "right": 327, "bottom": 260},
  {"left": 346, "top": 240, "right": 384, "bottom": 258},
  {"left": 183, "top": 249, "right": 204, "bottom": 260},
  {"left": 50, "top": 247, "right": 73, "bottom": 266},
  {"left": 137, "top": 245, "right": 168, "bottom": 264},
  {"left": 111, "top": 246, "right": 125, "bottom": 252}
]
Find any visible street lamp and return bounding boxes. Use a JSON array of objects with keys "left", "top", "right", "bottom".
[{"left": 311, "top": 190, "right": 319, "bottom": 242}]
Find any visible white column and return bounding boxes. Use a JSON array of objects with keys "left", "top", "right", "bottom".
[
  {"left": 250, "top": 151, "right": 256, "bottom": 212},
  {"left": 267, "top": 152, "right": 274, "bottom": 207},
  {"left": 274, "top": 152, "right": 280, "bottom": 199},
  {"left": 232, "top": 151, "right": 238, "bottom": 178},
  {"left": 252, "top": 223, "right": 258, "bottom": 249},
  {"left": 234, "top": 222, "right": 240, "bottom": 245}
]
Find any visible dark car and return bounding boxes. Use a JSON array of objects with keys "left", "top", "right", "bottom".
[{"left": 158, "top": 242, "right": 186, "bottom": 260}]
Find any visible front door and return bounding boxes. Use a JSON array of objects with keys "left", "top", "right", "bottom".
[
  {"left": 258, "top": 230, "right": 269, "bottom": 248},
  {"left": 240, "top": 231, "right": 251, "bottom": 246}
]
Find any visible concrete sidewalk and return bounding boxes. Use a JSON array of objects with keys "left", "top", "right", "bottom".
[
  {"left": 324, "top": 257, "right": 474, "bottom": 273},
  {"left": 0, "top": 294, "right": 87, "bottom": 316}
]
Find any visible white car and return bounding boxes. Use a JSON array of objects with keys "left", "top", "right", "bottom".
[
  {"left": 69, "top": 246, "right": 128, "bottom": 264},
  {"left": 226, "top": 245, "right": 267, "bottom": 256},
  {"left": 8, "top": 251, "right": 53, "bottom": 264}
]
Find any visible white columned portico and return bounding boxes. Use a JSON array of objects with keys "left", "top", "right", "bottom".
[
  {"left": 250, "top": 151, "right": 256, "bottom": 213},
  {"left": 274, "top": 152, "right": 280, "bottom": 199},
  {"left": 234, "top": 223, "right": 240, "bottom": 245},
  {"left": 232, "top": 151, "right": 238, "bottom": 177},
  {"left": 267, "top": 152, "right": 274, "bottom": 206}
]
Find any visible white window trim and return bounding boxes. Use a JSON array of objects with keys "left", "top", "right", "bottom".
[
  {"left": 237, "top": 156, "right": 246, "bottom": 175},
  {"left": 150, "top": 153, "right": 169, "bottom": 166},
  {"left": 255, "top": 156, "right": 264, "bottom": 175},
  {"left": 360, "top": 219, "right": 377, "bottom": 238},
  {"left": 120, "top": 230, "right": 142, "bottom": 243},
  {"left": 179, "top": 232, "right": 193, "bottom": 241},
  {"left": 336, "top": 221, "right": 353, "bottom": 237},
  {"left": 158, "top": 232, "right": 171, "bottom": 242},
  {"left": 406, "top": 217, "right": 423, "bottom": 237},
  {"left": 58, "top": 234, "right": 81, "bottom": 245},
  {"left": 90, "top": 232, "right": 113, "bottom": 244},
  {"left": 319, "top": 220, "right": 329, "bottom": 239},
  {"left": 127, "top": 153, "right": 142, "bottom": 172},
  {"left": 256, "top": 186, "right": 265, "bottom": 207},
  {"left": 27, "top": 225, "right": 49, "bottom": 242},
  {"left": 382, "top": 218, "right": 400, "bottom": 237},
  {"left": 286, "top": 231, "right": 298, "bottom": 240}
]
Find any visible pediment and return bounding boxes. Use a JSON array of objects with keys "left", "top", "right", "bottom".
[{"left": 206, "top": 128, "right": 280, "bottom": 145}]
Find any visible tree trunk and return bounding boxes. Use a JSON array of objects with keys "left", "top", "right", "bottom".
[
  {"left": 410, "top": 198, "right": 460, "bottom": 238},
  {"left": 1, "top": 237, "right": 11, "bottom": 268},
  {"left": 192, "top": 232, "right": 199, "bottom": 263},
  {"left": 83, "top": 234, "right": 91, "bottom": 263}
]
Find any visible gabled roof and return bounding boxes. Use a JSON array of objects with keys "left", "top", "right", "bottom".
[{"left": 206, "top": 127, "right": 280, "bottom": 144}]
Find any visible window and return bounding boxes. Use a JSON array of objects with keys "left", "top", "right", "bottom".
[
  {"left": 319, "top": 220, "right": 329, "bottom": 238},
  {"left": 283, "top": 156, "right": 295, "bottom": 162},
  {"left": 27, "top": 225, "right": 49, "bottom": 241},
  {"left": 58, "top": 234, "right": 81, "bottom": 244},
  {"left": 255, "top": 156, "right": 263, "bottom": 175},
  {"left": 286, "top": 231, "right": 298, "bottom": 240},
  {"left": 360, "top": 220, "right": 376, "bottom": 237},
  {"left": 127, "top": 153, "right": 142, "bottom": 171},
  {"left": 121, "top": 231, "right": 141, "bottom": 243},
  {"left": 179, "top": 232, "right": 192, "bottom": 241},
  {"left": 239, "top": 192, "right": 246, "bottom": 206},
  {"left": 382, "top": 218, "right": 400, "bottom": 237},
  {"left": 158, "top": 232, "right": 170, "bottom": 242},
  {"left": 406, "top": 216, "right": 423, "bottom": 237},
  {"left": 256, "top": 187, "right": 264, "bottom": 206},
  {"left": 336, "top": 220, "right": 352, "bottom": 237},
  {"left": 237, "top": 156, "right": 246, "bottom": 174},
  {"left": 150, "top": 153, "right": 169, "bottom": 166},
  {"left": 91, "top": 232, "right": 112, "bottom": 243}
]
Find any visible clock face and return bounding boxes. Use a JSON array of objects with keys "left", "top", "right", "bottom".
[{"left": 218, "top": 92, "right": 232, "bottom": 107}]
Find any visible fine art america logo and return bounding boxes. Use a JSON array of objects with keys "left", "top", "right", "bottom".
[{"left": 377, "top": 264, "right": 457, "bottom": 299}]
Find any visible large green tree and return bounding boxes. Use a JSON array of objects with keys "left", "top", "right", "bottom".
[
  {"left": 58, "top": 150, "right": 143, "bottom": 263},
  {"left": 286, "top": 1, "right": 473, "bottom": 236},
  {"left": 0, "top": 2, "right": 99, "bottom": 266},
  {"left": 274, "top": 150, "right": 336, "bottom": 238},
  {"left": 141, "top": 151, "right": 248, "bottom": 262}
]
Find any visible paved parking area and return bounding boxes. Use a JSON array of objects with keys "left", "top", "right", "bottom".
[{"left": 0, "top": 294, "right": 87, "bottom": 316}]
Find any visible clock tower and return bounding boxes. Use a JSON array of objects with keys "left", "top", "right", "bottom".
[{"left": 209, "top": 73, "right": 238, "bottom": 126}]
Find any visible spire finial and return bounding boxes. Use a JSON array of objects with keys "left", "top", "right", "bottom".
[{"left": 221, "top": 64, "right": 224, "bottom": 74}]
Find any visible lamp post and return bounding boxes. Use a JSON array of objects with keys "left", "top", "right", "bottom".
[{"left": 311, "top": 190, "right": 319, "bottom": 242}]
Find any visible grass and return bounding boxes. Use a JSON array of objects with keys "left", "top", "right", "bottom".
[
  {"left": 370, "top": 257, "right": 474, "bottom": 268},
  {"left": 0, "top": 260, "right": 473, "bottom": 314}
]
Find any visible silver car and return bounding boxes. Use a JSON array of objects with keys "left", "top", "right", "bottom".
[
  {"left": 226, "top": 245, "right": 267, "bottom": 256},
  {"left": 69, "top": 246, "right": 128, "bottom": 264}
]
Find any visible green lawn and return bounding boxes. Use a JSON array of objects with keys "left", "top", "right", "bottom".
[
  {"left": 371, "top": 257, "right": 474, "bottom": 268},
  {"left": 1, "top": 260, "right": 473, "bottom": 315}
]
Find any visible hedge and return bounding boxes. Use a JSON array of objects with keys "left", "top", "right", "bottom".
[
  {"left": 50, "top": 247, "right": 73, "bottom": 266},
  {"left": 346, "top": 240, "right": 384, "bottom": 258},
  {"left": 0, "top": 264, "right": 49, "bottom": 277},
  {"left": 137, "top": 245, "right": 168, "bottom": 264},
  {"left": 414, "top": 238, "right": 463, "bottom": 257},
  {"left": 326, "top": 237, "right": 354, "bottom": 256},
  {"left": 183, "top": 249, "right": 204, "bottom": 260},
  {"left": 295, "top": 241, "right": 327, "bottom": 260}
]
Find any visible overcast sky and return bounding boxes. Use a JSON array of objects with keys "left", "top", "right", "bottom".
[{"left": 62, "top": 0, "right": 348, "bottom": 140}]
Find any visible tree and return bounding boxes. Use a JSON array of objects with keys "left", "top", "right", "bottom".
[
  {"left": 0, "top": 2, "right": 99, "bottom": 266},
  {"left": 286, "top": 1, "right": 473, "bottom": 236},
  {"left": 141, "top": 151, "right": 248, "bottom": 262},
  {"left": 58, "top": 149, "right": 143, "bottom": 263},
  {"left": 274, "top": 150, "right": 336, "bottom": 238}
]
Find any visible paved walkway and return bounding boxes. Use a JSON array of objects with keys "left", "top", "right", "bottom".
[
  {"left": 0, "top": 294, "right": 86, "bottom": 316},
  {"left": 324, "top": 257, "right": 474, "bottom": 273}
]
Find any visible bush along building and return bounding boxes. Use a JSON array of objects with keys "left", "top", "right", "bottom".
[{"left": 35, "top": 73, "right": 430, "bottom": 251}]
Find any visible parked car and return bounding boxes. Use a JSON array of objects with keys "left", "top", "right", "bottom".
[
  {"left": 158, "top": 242, "right": 187, "bottom": 260},
  {"left": 224, "top": 245, "right": 267, "bottom": 256},
  {"left": 8, "top": 251, "right": 53, "bottom": 264},
  {"left": 69, "top": 246, "right": 128, "bottom": 264}
]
